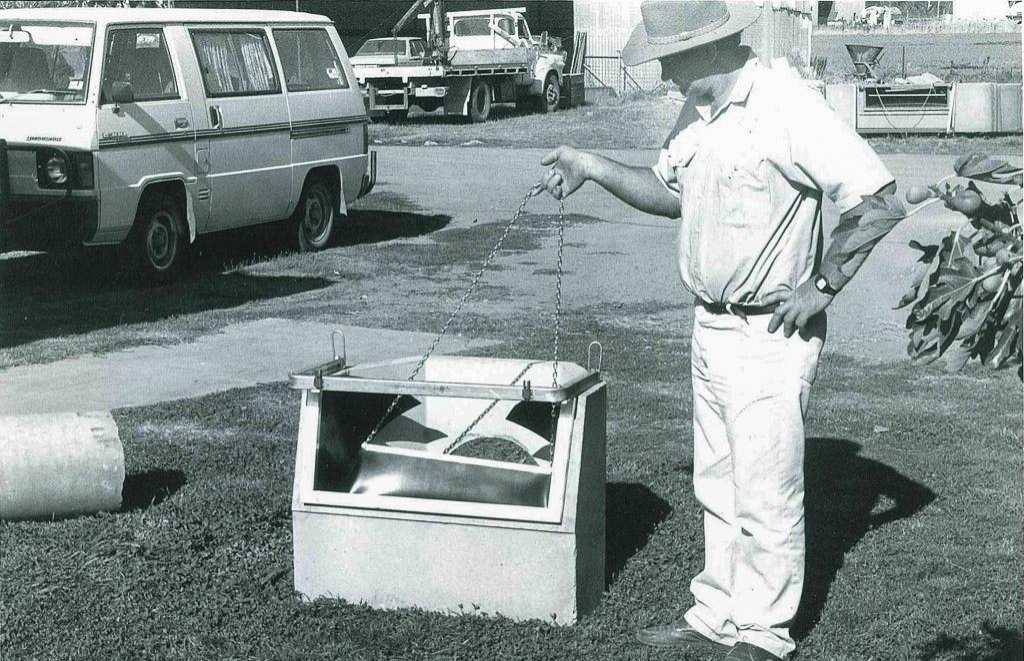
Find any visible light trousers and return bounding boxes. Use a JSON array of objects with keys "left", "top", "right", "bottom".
[{"left": 683, "top": 306, "right": 825, "bottom": 659}]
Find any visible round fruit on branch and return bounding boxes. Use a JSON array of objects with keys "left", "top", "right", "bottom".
[{"left": 905, "top": 185, "right": 934, "bottom": 205}]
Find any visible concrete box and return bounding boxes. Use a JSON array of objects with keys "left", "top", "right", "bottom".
[
  {"left": 290, "top": 356, "right": 607, "bottom": 623},
  {"left": 952, "top": 83, "right": 1023, "bottom": 134}
]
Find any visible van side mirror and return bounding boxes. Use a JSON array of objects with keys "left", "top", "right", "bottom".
[{"left": 110, "top": 81, "right": 134, "bottom": 105}]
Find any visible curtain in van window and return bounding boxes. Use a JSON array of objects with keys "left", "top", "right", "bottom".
[{"left": 193, "top": 31, "right": 277, "bottom": 96}]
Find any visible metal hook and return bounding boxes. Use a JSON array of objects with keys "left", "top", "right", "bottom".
[
  {"left": 587, "top": 341, "right": 603, "bottom": 372},
  {"left": 331, "top": 330, "right": 347, "bottom": 365}
]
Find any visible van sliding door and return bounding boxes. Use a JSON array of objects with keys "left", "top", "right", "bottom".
[{"left": 189, "top": 27, "right": 291, "bottom": 228}]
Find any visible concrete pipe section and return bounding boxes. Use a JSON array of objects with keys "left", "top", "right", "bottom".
[{"left": 0, "top": 411, "right": 124, "bottom": 521}]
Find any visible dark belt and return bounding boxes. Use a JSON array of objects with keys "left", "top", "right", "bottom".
[{"left": 696, "top": 298, "right": 779, "bottom": 317}]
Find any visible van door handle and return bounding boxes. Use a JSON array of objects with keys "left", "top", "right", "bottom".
[
  {"left": 174, "top": 117, "right": 189, "bottom": 129},
  {"left": 209, "top": 105, "right": 222, "bottom": 129}
]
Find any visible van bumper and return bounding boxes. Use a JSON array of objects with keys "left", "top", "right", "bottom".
[
  {"left": 1, "top": 140, "right": 99, "bottom": 252},
  {"left": 0, "top": 193, "right": 99, "bottom": 252},
  {"left": 358, "top": 150, "right": 377, "bottom": 199}
]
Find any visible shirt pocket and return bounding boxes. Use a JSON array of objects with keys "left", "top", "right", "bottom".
[
  {"left": 713, "top": 123, "right": 773, "bottom": 228},
  {"left": 717, "top": 153, "right": 770, "bottom": 227}
]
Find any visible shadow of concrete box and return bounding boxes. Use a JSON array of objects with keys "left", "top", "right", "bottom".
[{"left": 289, "top": 355, "right": 607, "bottom": 623}]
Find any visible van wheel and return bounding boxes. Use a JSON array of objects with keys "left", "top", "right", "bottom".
[
  {"left": 538, "top": 72, "right": 560, "bottom": 114},
  {"left": 128, "top": 193, "right": 186, "bottom": 281},
  {"left": 384, "top": 109, "right": 409, "bottom": 123},
  {"left": 292, "top": 177, "right": 335, "bottom": 252},
  {"left": 469, "top": 79, "right": 492, "bottom": 123}
]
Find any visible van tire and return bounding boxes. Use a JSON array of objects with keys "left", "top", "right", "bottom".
[
  {"left": 469, "top": 79, "right": 492, "bottom": 123},
  {"left": 128, "top": 192, "right": 186, "bottom": 282},
  {"left": 538, "top": 72, "right": 560, "bottom": 114},
  {"left": 384, "top": 109, "right": 409, "bottom": 123},
  {"left": 291, "top": 176, "right": 335, "bottom": 252}
]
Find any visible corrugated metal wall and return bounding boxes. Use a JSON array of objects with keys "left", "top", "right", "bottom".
[{"left": 574, "top": 0, "right": 813, "bottom": 92}]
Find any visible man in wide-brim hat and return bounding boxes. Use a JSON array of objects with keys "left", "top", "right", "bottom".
[{"left": 539, "top": 1, "right": 897, "bottom": 660}]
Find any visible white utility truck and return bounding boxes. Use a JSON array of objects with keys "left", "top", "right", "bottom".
[{"left": 352, "top": 1, "right": 566, "bottom": 122}]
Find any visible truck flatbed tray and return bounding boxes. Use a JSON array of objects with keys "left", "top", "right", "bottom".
[{"left": 448, "top": 47, "right": 537, "bottom": 68}]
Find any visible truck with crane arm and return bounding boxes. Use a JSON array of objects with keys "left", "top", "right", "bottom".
[{"left": 350, "top": 0, "right": 566, "bottom": 122}]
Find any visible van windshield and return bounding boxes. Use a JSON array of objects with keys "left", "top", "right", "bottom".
[
  {"left": 356, "top": 39, "right": 407, "bottom": 56},
  {"left": 0, "top": 22, "right": 94, "bottom": 104}
]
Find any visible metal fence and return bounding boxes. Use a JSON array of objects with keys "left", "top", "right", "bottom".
[{"left": 581, "top": 34, "right": 661, "bottom": 93}]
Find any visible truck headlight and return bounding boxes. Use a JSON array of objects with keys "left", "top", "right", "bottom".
[{"left": 45, "top": 154, "right": 68, "bottom": 185}]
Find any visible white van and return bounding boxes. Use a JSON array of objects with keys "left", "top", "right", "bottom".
[{"left": 0, "top": 8, "right": 376, "bottom": 278}]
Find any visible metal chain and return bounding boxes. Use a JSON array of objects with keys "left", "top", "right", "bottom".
[
  {"left": 363, "top": 183, "right": 545, "bottom": 445},
  {"left": 441, "top": 361, "right": 538, "bottom": 455},
  {"left": 549, "top": 199, "right": 565, "bottom": 442}
]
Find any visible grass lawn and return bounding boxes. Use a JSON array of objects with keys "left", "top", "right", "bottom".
[
  {"left": 1, "top": 201, "right": 1021, "bottom": 660},
  {"left": 369, "top": 94, "right": 1024, "bottom": 155},
  {"left": 1, "top": 307, "right": 1020, "bottom": 660}
]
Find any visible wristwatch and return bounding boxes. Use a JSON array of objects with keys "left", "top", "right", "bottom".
[{"left": 813, "top": 274, "right": 840, "bottom": 297}]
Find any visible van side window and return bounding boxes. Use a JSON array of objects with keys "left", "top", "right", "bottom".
[
  {"left": 272, "top": 29, "right": 348, "bottom": 93},
  {"left": 191, "top": 30, "right": 280, "bottom": 97},
  {"left": 101, "top": 28, "right": 178, "bottom": 103}
]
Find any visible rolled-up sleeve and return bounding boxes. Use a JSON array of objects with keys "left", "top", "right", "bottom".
[
  {"left": 785, "top": 88, "right": 894, "bottom": 213},
  {"left": 653, "top": 147, "right": 680, "bottom": 194}
]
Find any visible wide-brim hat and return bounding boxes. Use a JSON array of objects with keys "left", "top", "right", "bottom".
[{"left": 622, "top": 1, "right": 762, "bottom": 67}]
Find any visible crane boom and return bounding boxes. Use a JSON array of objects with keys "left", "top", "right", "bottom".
[{"left": 391, "top": 0, "right": 433, "bottom": 37}]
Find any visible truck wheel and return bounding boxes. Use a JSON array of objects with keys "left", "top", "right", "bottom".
[
  {"left": 291, "top": 176, "right": 335, "bottom": 252},
  {"left": 538, "top": 72, "right": 560, "bottom": 114},
  {"left": 128, "top": 192, "right": 186, "bottom": 282},
  {"left": 384, "top": 109, "right": 409, "bottom": 123},
  {"left": 469, "top": 79, "right": 492, "bottom": 123}
]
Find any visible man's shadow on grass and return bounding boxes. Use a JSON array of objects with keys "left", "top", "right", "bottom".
[
  {"left": 605, "top": 482, "right": 673, "bottom": 587},
  {"left": 794, "top": 437, "right": 936, "bottom": 639}
]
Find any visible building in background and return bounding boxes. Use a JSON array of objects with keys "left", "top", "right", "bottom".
[{"left": 575, "top": 0, "right": 813, "bottom": 92}]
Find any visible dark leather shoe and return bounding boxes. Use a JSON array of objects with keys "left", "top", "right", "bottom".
[
  {"left": 636, "top": 621, "right": 731, "bottom": 650},
  {"left": 723, "top": 642, "right": 784, "bottom": 660}
]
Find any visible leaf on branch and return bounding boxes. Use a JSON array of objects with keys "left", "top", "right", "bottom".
[
  {"left": 836, "top": 194, "right": 908, "bottom": 256},
  {"left": 956, "top": 297, "right": 994, "bottom": 340},
  {"left": 908, "top": 239, "right": 939, "bottom": 263},
  {"left": 944, "top": 343, "right": 973, "bottom": 373},
  {"left": 954, "top": 154, "right": 1024, "bottom": 187}
]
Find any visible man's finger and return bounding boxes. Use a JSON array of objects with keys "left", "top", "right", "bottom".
[
  {"left": 783, "top": 309, "right": 799, "bottom": 338},
  {"left": 761, "top": 290, "right": 791, "bottom": 307},
  {"left": 767, "top": 308, "right": 786, "bottom": 333},
  {"left": 540, "top": 149, "right": 561, "bottom": 166}
]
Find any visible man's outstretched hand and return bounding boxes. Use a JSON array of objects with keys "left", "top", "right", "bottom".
[
  {"left": 539, "top": 146, "right": 590, "bottom": 200},
  {"left": 764, "top": 280, "right": 834, "bottom": 337}
]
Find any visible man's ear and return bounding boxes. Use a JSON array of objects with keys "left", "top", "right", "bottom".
[{"left": 707, "top": 43, "right": 719, "bottom": 64}]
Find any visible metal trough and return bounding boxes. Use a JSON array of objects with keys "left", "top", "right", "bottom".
[{"left": 289, "top": 352, "right": 607, "bottom": 622}]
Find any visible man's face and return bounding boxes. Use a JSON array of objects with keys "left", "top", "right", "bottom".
[{"left": 659, "top": 44, "right": 716, "bottom": 94}]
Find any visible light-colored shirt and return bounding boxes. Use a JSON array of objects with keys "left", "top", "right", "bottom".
[{"left": 654, "top": 55, "right": 894, "bottom": 306}]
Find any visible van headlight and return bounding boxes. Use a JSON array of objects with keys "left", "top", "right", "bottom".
[
  {"left": 36, "top": 150, "right": 93, "bottom": 190},
  {"left": 45, "top": 154, "right": 68, "bottom": 185}
]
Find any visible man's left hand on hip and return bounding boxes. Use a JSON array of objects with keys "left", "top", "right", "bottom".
[{"left": 764, "top": 281, "right": 834, "bottom": 337}]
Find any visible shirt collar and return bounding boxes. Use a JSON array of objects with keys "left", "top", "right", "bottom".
[{"left": 695, "top": 50, "right": 759, "bottom": 123}]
